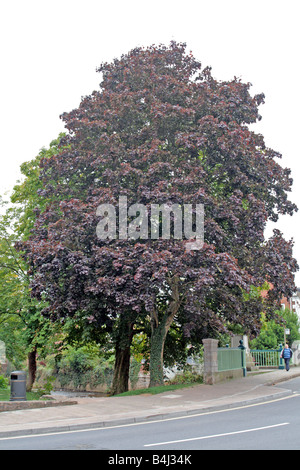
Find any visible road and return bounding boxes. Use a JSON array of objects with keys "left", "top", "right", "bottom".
[{"left": 1, "top": 377, "right": 300, "bottom": 452}]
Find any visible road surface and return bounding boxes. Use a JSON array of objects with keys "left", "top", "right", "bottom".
[{"left": 1, "top": 377, "right": 300, "bottom": 452}]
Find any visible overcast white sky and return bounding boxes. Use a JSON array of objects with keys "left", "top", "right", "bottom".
[{"left": 1, "top": 0, "right": 299, "bottom": 284}]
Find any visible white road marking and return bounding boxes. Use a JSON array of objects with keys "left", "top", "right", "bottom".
[{"left": 144, "top": 422, "right": 289, "bottom": 447}]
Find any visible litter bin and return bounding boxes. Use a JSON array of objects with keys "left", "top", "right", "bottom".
[{"left": 10, "top": 371, "right": 27, "bottom": 401}]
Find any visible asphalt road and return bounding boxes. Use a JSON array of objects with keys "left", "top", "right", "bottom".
[{"left": 1, "top": 377, "right": 300, "bottom": 452}]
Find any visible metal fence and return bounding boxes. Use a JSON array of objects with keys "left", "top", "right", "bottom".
[
  {"left": 217, "top": 347, "right": 245, "bottom": 372},
  {"left": 250, "top": 349, "right": 282, "bottom": 368},
  {"left": 217, "top": 346, "right": 287, "bottom": 375}
]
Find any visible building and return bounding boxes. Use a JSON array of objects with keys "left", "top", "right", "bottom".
[
  {"left": 283, "top": 288, "right": 300, "bottom": 321},
  {"left": 262, "top": 284, "right": 300, "bottom": 322}
]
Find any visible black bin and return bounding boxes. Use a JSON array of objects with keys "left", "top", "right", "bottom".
[{"left": 10, "top": 371, "right": 27, "bottom": 401}]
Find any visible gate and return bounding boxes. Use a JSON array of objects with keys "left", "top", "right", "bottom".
[{"left": 250, "top": 349, "right": 283, "bottom": 368}]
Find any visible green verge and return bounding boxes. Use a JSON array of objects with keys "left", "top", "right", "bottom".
[
  {"left": 114, "top": 380, "right": 203, "bottom": 397},
  {"left": 0, "top": 389, "right": 45, "bottom": 401}
]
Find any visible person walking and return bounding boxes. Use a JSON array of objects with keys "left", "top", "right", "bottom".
[{"left": 281, "top": 344, "right": 293, "bottom": 371}]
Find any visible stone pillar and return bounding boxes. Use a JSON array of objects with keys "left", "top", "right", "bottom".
[
  {"left": 202, "top": 338, "right": 218, "bottom": 385},
  {"left": 0, "top": 341, "right": 7, "bottom": 375},
  {"left": 231, "top": 335, "right": 249, "bottom": 353}
]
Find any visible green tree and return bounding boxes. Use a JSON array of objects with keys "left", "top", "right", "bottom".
[
  {"left": 0, "top": 135, "right": 67, "bottom": 388},
  {"left": 250, "top": 308, "right": 300, "bottom": 350},
  {"left": 10, "top": 134, "right": 67, "bottom": 238},
  {"left": 0, "top": 203, "right": 49, "bottom": 387}
]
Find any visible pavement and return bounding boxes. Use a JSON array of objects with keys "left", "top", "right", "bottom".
[{"left": 1, "top": 368, "right": 300, "bottom": 438}]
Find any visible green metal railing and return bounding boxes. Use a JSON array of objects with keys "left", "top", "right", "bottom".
[
  {"left": 218, "top": 347, "right": 246, "bottom": 374},
  {"left": 217, "top": 345, "right": 290, "bottom": 376},
  {"left": 250, "top": 349, "right": 284, "bottom": 368}
]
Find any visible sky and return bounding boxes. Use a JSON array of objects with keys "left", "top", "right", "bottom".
[{"left": 0, "top": 0, "right": 299, "bottom": 284}]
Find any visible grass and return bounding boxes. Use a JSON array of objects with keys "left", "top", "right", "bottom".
[
  {"left": 0, "top": 388, "right": 46, "bottom": 401},
  {"left": 114, "top": 379, "right": 203, "bottom": 397}
]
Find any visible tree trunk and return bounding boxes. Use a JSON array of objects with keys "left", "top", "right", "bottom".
[
  {"left": 110, "top": 317, "right": 135, "bottom": 395},
  {"left": 149, "top": 276, "right": 181, "bottom": 387},
  {"left": 149, "top": 319, "right": 168, "bottom": 387},
  {"left": 110, "top": 343, "right": 132, "bottom": 395},
  {"left": 27, "top": 346, "right": 37, "bottom": 391}
]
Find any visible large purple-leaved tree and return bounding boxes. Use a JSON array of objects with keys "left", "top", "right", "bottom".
[{"left": 22, "top": 42, "right": 298, "bottom": 392}]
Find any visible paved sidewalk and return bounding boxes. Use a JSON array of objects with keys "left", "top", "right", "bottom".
[{"left": 1, "top": 368, "right": 300, "bottom": 438}]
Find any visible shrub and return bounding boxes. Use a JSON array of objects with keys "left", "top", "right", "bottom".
[
  {"left": 167, "top": 368, "right": 203, "bottom": 385},
  {"left": 0, "top": 375, "right": 8, "bottom": 389},
  {"left": 55, "top": 345, "right": 114, "bottom": 390}
]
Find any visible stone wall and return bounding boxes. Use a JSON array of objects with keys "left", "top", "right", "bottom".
[{"left": 0, "top": 399, "right": 77, "bottom": 412}]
